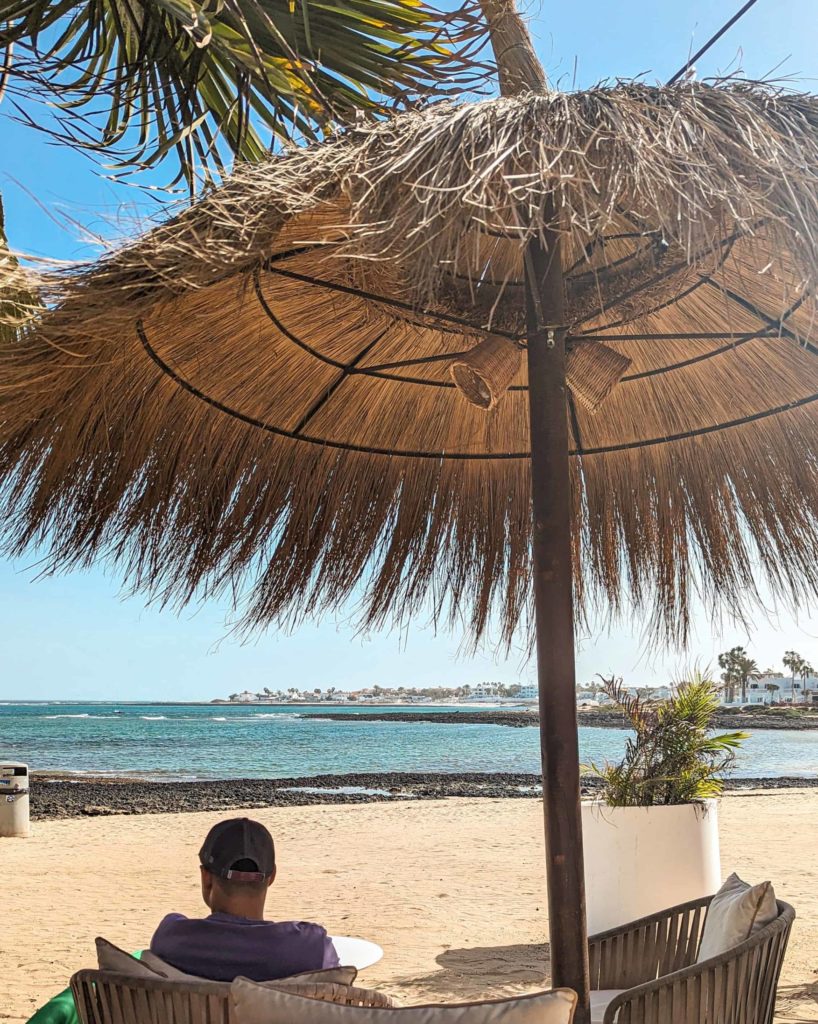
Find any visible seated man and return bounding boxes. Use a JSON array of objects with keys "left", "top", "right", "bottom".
[{"left": 150, "top": 817, "right": 339, "bottom": 981}]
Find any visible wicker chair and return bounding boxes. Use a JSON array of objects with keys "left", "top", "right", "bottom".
[
  {"left": 70, "top": 970, "right": 393, "bottom": 1024},
  {"left": 587, "top": 896, "right": 795, "bottom": 1024}
]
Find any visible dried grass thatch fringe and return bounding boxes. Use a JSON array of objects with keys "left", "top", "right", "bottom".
[
  {"left": 5, "top": 83, "right": 817, "bottom": 324},
  {"left": 1, "top": 82, "right": 818, "bottom": 648}
]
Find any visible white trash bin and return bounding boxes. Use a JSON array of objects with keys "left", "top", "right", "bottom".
[{"left": 0, "top": 763, "right": 30, "bottom": 837}]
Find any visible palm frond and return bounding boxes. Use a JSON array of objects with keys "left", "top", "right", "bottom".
[
  {"left": 0, "top": 195, "right": 39, "bottom": 346},
  {"left": 591, "top": 674, "right": 749, "bottom": 806},
  {"left": 0, "top": 0, "right": 488, "bottom": 191}
]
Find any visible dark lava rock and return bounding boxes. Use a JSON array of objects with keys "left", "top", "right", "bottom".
[
  {"left": 309, "top": 709, "right": 818, "bottom": 730},
  {"left": 310, "top": 711, "right": 540, "bottom": 727},
  {"left": 29, "top": 771, "right": 817, "bottom": 822}
]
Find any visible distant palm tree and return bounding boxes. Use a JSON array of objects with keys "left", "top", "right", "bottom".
[
  {"left": 735, "top": 655, "right": 760, "bottom": 705},
  {"left": 798, "top": 660, "right": 814, "bottom": 704},
  {"left": 718, "top": 647, "right": 748, "bottom": 703},
  {"left": 765, "top": 682, "right": 780, "bottom": 705},
  {"left": 783, "top": 650, "right": 802, "bottom": 698}
]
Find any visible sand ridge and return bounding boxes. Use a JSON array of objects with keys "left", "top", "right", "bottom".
[{"left": 2, "top": 792, "right": 816, "bottom": 1022}]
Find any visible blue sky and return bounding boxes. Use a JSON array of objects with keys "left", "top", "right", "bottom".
[{"left": 2, "top": 0, "right": 817, "bottom": 701}]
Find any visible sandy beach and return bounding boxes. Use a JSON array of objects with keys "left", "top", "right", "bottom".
[{"left": 3, "top": 792, "right": 817, "bottom": 1023}]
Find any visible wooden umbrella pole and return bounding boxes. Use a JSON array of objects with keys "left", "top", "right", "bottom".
[
  {"left": 478, "top": 1, "right": 590, "bottom": 1018},
  {"left": 525, "top": 225, "right": 590, "bottom": 1022}
]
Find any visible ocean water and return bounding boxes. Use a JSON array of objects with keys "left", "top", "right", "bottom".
[{"left": 0, "top": 702, "right": 816, "bottom": 781}]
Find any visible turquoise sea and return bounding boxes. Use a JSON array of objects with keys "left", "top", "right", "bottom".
[{"left": 1, "top": 702, "right": 817, "bottom": 781}]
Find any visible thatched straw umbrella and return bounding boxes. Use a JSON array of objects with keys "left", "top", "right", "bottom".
[{"left": 3, "top": 2, "right": 818, "bottom": 1017}]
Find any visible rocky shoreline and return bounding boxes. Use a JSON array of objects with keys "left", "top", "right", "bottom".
[
  {"left": 312, "top": 710, "right": 541, "bottom": 727},
  {"left": 29, "top": 771, "right": 818, "bottom": 821},
  {"left": 310, "top": 709, "right": 818, "bottom": 730}
]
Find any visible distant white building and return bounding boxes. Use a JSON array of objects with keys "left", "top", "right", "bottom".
[
  {"left": 518, "top": 684, "right": 538, "bottom": 700},
  {"left": 473, "top": 682, "right": 501, "bottom": 698},
  {"left": 745, "top": 674, "right": 818, "bottom": 705},
  {"left": 233, "top": 691, "right": 258, "bottom": 703}
]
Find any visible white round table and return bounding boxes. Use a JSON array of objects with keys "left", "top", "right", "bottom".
[{"left": 329, "top": 935, "right": 384, "bottom": 971}]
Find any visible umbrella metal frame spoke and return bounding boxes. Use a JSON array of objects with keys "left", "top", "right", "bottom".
[
  {"left": 137, "top": 307, "right": 818, "bottom": 460},
  {"left": 262, "top": 228, "right": 739, "bottom": 340},
  {"left": 254, "top": 276, "right": 806, "bottom": 391}
]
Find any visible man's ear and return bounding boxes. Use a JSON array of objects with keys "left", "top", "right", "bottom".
[
  {"left": 267, "top": 866, "right": 277, "bottom": 889},
  {"left": 201, "top": 866, "right": 214, "bottom": 903}
]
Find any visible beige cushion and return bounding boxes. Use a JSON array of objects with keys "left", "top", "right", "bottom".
[
  {"left": 139, "top": 950, "right": 195, "bottom": 980},
  {"left": 141, "top": 950, "right": 357, "bottom": 986},
  {"left": 230, "top": 977, "right": 577, "bottom": 1024},
  {"left": 590, "top": 990, "right": 624, "bottom": 1024},
  {"left": 96, "top": 938, "right": 165, "bottom": 979},
  {"left": 697, "top": 873, "right": 778, "bottom": 962},
  {"left": 280, "top": 967, "right": 358, "bottom": 986},
  {"left": 98, "top": 938, "right": 357, "bottom": 986}
]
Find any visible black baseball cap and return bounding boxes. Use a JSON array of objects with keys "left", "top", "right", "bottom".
[{"left": 199, "top": 818, "right": 276, "bottom": 882}]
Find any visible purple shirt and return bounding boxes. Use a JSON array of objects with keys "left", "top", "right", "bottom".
[{"left": 150, "top": 912, "right": 340, "bottom": 982}]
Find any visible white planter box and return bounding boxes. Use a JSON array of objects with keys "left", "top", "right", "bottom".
[{"left": 581, "top": 799, "right": 721, "bottom": 935}]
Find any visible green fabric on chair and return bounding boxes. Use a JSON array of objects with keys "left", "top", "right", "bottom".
[
  {"left": 25, "top": 952, "right": 143, "bottom": 1024},
  {"left": 25, "top": 986, "right": 77, "bottom": 1024}
]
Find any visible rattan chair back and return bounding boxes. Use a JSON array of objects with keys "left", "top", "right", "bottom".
[
  {"left": 70, "top": 969, "right": 393, "bottom": 1024},
  {"left": 588, "top": 896, "right": 795, "bottom": 1024}
]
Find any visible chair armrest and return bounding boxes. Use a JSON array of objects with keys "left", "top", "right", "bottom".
[
  {"left": 599, "top": 901, "right": 794, "bottom": 1024},
  {"left": 588, "top": 896, "right": 710, "bottom": 991},
  {"left": 601, "top": 962, "right": 710, "bottom": 1024}
]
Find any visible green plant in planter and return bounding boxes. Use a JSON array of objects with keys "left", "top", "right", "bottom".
[{"left": 586, "top": 671, "right": 749, "bottom": 806}]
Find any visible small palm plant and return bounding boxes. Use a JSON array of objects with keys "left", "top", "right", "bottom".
[{"left": 586, "top": 670, "right": 749, "bottom": 807}]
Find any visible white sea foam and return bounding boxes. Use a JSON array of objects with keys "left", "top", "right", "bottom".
[
  {"left": 44, "top": 713, "right": 92, "bottom": 719},
  {"left": 211, "top": 717, "right": 228, "bottom": 722},
  {"left": 141, "top": 715, "right": 167, "bottom": 720},
  {"left": 281, "top": 785, "right": 401, "bottom": 797}
]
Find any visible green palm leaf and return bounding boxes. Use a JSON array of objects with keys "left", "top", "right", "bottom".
[
  {"left": 0, "top": 195, "right": 38, "bottom": 347},
  {"left": 0, "top": 0, "right": 486, "bottom": 190},
  {"left": 587, "top": 673, "right": 750, "bottom": 806}
]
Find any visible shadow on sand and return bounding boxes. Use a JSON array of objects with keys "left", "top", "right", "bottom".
[
  {"left": 386, "top": 943, "right": 552, "bottom": 1002},
  {"left": 774, "top": 979, "right": 818, "bottom": 1023},
  {"left": 386, "top": 944, "right": 814, "bottom": 1023}
]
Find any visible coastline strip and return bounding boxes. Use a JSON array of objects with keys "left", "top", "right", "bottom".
[{"left": 31, "top": 771, "right": 818, "bottom": 821}]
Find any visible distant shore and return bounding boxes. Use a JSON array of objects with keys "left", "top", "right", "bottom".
[
  {"left": 30, "top": 771, "right": 818, "bottom": 820},
  {"left": 309, "top": 708, "right": 818, "bottom": 730}
]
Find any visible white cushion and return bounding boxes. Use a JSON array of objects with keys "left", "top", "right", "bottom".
[
  {"left": 230, "top": 978, "right": 577, "bottom": 1024},
  {"left": 590, "top": 990, "right": 624, "bottom": 1024},
  {"left": 697, "top": 873, "right": 778, "bottom": 962},
  {"left": 98, "top": 938, "right": 357, "bottom": 986}
]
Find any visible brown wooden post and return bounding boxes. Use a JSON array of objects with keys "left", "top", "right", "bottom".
[
  {"left": 477, "top": 0, "right": 590, "bottom": 1015},
  {"left": 524, "top": 219, "right": 591, "bottom": 1023}
]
